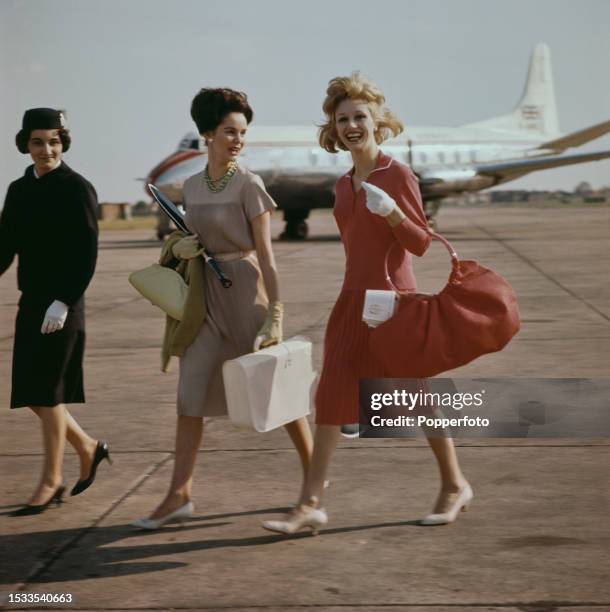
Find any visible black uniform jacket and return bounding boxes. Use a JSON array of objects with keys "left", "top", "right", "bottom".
[{"left": 0, "top": 162, "right": 98, "bottom": 306}]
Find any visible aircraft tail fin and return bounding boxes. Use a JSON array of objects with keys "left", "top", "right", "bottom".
[{"left": 462, "top": 43, "right": 560, "bottom": 138}]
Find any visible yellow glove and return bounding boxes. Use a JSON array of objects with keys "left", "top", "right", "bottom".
[
  {"left": 253, "top": 301, "right": 283, "bottom": 351},
  {"left": 172, "top": 235, "right": 204, "bottom": 259}
]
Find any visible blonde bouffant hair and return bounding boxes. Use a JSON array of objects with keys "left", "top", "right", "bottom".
[{"left": 318, "top": 72, "right": 404, "bottom": 153}]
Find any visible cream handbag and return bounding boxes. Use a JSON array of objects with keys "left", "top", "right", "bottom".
[
  {"left": 128, "top": 264, "right": 187, "bottom": 321},
  {"left": 222, "top": 336, "right": 315, "bottom": 432}
]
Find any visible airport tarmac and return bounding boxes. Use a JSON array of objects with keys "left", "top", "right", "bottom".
[{"left": 1, "top": 206, "right": 609, "bottom": 611}]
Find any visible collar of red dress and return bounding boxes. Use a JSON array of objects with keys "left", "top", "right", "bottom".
[{"left": 342, "top": 150, "right": 393, "bottom": 180}]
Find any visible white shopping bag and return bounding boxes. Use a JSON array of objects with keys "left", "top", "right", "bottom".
[{"left": 222, "top": 336, "right": 316, "bottom": 432}]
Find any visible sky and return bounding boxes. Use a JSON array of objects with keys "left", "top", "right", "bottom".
[{"left": 1, "top": 0, "right": 609, "bottom": 204}]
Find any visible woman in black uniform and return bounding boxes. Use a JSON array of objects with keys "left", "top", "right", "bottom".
[{"left": 0, "top": 108, "right": 110, "bottom": 515}]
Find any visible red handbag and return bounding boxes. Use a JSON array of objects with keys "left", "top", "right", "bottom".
[{"left": 369, "top": 232, "right": 520, "bottom": 377}]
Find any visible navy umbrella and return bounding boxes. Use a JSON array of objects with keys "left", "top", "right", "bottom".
[{"left": 148, "top": 184, "right": 232, "bottom": 288}]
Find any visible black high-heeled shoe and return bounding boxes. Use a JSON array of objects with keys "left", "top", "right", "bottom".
[
  {"left": 70, "top": 440, "right": 112, "bottom": 496},
  {"left": 9, "top": 485, "right": 65, "bottom": 516}
]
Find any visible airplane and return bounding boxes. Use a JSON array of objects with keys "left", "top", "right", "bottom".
[{"left": 147, "top": 43, "right": 610, "bottom": 239}]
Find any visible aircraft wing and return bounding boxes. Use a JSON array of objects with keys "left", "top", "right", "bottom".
[
  {"left": 417, "top": 149, "right": 610, "bottom": 199},
  {"left": 475, "top": 149, "right": 610, "bottom": 183},
  {"left": 536, "top": 119, "right": 610, "bottom": 151}
]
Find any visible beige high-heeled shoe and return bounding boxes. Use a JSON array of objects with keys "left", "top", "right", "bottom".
[
  {"left": 262, "top": 497, "right": 328, "bottom": 536},
  {"left": 131, "top": 501, "right": 194, "bottom": 530},
  {"left": 420, "top": 484, "right": 473, "bottom": 526}
]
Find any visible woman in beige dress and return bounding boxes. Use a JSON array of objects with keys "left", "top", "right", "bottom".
[{"left": 132, "top": 88, "right": 313, "bottom": 529}]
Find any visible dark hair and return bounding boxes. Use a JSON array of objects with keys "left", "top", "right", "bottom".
[
  {"left": 15, "top": 128, "right": 71, "bottom": 154},
  {"left": 190, "top": 88, "right": 253, "bottom": 135}
]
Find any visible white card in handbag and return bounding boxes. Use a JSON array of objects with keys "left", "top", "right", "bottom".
[
  {"left": 222, "top": 336, "right": 315, "bottom": 432},
  {"left": 362, "top": 290, "right": 398, "bottom": 328}
]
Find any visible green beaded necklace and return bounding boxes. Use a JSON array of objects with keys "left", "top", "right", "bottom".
[{"left": 204, "top": 160, "right": 238, "bottom": 193}]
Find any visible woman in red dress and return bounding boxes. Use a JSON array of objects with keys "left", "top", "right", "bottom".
[{"left": 263, "top": 72, "right": 472, "bottom": 534}]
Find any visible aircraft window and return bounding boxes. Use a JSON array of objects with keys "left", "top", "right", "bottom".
[
  {"left": 420, "top": 152, "right": 427, "bottom": 164},
  {"left": 438, "top": 152, "right": 445, "bottom": 165},
  {"left": 178, "top": 135, "right": 202, "bottom": 151},
  {"left": 454, "top": 151, "right": 460, "bottom": 164},
  {"left": 470, "top": 150, "right": 477, "bottom": 162}
]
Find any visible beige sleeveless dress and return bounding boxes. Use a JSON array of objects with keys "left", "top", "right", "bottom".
[{"left": 177, "top": 165, "right": 276, "bottom": 417}]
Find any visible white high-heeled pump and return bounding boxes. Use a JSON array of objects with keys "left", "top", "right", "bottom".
[
  {"left": 262, "top": 497, "right": 328, "bottom": 536},
  {"left": 131, "top": 501, "right": 194, "bottom": 530},
  {"left": 420, "top": 484, "right": 473, "bottom": 526}
]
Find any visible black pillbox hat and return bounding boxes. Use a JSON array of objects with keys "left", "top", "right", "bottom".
[
  {"left": 15, "top": 108, "right": 68, "bottom": 153},
  {"left": 21, "top": 108, "right": 66, "bottom": 132}
]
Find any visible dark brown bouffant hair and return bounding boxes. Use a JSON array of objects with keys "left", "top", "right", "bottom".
[
  {"left": 190, "top": 88, "right": 253, "bottom": 135},
  {"left": 16, "top": 128, "right": 71, "bottom": 154}
]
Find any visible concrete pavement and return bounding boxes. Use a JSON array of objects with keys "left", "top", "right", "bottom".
[{"left": 1, "top": 206, "right": 609, "bottom": 611}]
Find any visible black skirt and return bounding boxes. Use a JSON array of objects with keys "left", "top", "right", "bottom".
[{"left": 11, "top": 294, "right": 86, "bottom": 408}]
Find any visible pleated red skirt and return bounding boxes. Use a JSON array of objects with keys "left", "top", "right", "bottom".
[
  {"left": 315, "top": 153, "right": 433, "bottom": 425},
  {"left": 315, "top": 289, "right": 389, "bottom": 425}
]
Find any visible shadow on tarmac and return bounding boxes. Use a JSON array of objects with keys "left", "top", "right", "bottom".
[{"left": 1, "top": 511, "right": 422, "bottom": 585}]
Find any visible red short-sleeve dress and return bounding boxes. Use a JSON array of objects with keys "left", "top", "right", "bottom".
[{"left": 315, "top": 151, "right": 432, "bottom": 425}]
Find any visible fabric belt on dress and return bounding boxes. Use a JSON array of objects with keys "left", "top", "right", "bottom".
[{"left": 213, "top": 250, "right": 255, "bottom": 262}]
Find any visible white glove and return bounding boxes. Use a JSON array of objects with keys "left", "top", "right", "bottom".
[
  {"left": 41, "top": 300, "right": 68, "bottom": 334},
  {"left": 362, "top": 182, "right": 399, "bottom": 217},
  {"left": 172, "top": 235, "right": 203, "bottom": 259}
]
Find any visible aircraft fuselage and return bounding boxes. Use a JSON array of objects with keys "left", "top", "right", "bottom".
[{"left": 150, "top": 127, "right": 546, "bottom": 207}]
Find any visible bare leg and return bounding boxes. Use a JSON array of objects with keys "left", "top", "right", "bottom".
[
  {"left": 27, "top": 404, "right": 66, "bottom": 505},
  {"left": 150, "top": 415, "right": 203, "bottom": 519},
  {"left": 262, "top": 424, "right": 340, "bottom": 533},
  {"left": 302, "top": 426, "right": 467, "bottom": 510},
  {"left": 31, "top": 406, "right": 98, "bottom": 480},
  {"left": 64, "top": 409, "right": 98, "bottom": 479},
  {"left": 283, "top": 416, "right": 313, "bottom": 477},
  {"left": 298, "top": 424, "right": 341, "bottom": 506},
  {"left": 426, "top": 435, "right": 470, "bottom": 513}
]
